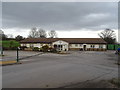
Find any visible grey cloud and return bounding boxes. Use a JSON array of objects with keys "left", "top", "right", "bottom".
[{"left": 2, "top": 2, "right": 118, "bottom": 31}]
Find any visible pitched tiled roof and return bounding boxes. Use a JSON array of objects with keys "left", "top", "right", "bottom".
[{"left": 20, "top": 38, "right": 107, "bottom": 44}]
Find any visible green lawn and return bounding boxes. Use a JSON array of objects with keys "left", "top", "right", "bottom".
[{"left": 1, "top": 40, "right": 20, "bottom": 48}]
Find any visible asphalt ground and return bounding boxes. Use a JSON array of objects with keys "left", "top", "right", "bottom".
[
  {"left": 2, "top": 50, "right": 42, "bottom": 61},
  {"left": 2, "top": 51, "right": 119, "bottom": 88}
]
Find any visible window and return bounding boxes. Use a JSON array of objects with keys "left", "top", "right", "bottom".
[
  {"left": 99, "top": 45, "right": 103, "bottom": 48},
  {"left": 79, "top": 44, "right": 82, "bottom": 47},
  {"left": 30, "top": 44, "right": 33, "bottom": 48},
  {"left": 91, "top": 45, "right": 95, "bottom": 48},
  {"left": 75, "top": 44, "right": 78, "bottom": 47},
  {"left": 69, "top": 44, "right": 72, "bottom": 47},
  {"left": 91, "top": 45, "right": 92, "bottom": 48}
]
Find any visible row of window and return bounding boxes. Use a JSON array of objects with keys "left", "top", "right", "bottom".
[
  {"left": 90, "top": 45, "right": 104, "bottom": 48},
  {"left": 71, "top": 44, "right": 82, "bottom": 47},
  {"left": 23, "top": 44, "right": 104, "bottom": 48},
  {"left": 70, "top": 44, "right": 104, "bottom": 48},
  {"left": 28, "top": 44, "right": 52, "bottom": 47}
]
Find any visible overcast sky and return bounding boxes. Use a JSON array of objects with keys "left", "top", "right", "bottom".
[{"left": 2, "top": 2, "right": 119, "bottom": 41}]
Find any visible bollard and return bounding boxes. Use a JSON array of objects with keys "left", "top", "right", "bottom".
[
  {"left": 16, "top": 47, "right": 20, "bottom": 62},
  {"left": 1, "top": 48, "right": 3, "bottom": 55}
]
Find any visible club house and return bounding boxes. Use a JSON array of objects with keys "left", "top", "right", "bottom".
[{"left": 20, "top": 38, "right": 107, "bottom": 51}]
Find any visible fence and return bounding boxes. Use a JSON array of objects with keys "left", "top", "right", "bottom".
[
  {"left": 2, "top": 50, "right": 43, "bottom": 61},
  {"left": 107, "top": 44, "right": 120, "bottom": 50}
]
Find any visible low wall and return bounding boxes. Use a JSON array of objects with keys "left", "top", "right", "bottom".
[
  {"left": 69, "top": 48, "right": 106, "bottom": 51},
  {"left": 69, "top": 48, "right": 80, "bottom": 51},
  {"left": 87, "top": 48, "right": 106, "bottom": 51}
]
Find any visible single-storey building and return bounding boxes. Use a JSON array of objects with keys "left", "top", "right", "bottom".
[{"left": 20, "top": 38, "right": 107, "bottom": 51}]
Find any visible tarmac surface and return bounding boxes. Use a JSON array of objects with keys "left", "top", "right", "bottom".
[
  {"left": 2, "top": 50, "right": 42, "bottom": 61},
  {"left": 2, "top": 50, "right": 119, "bottom": 88}
]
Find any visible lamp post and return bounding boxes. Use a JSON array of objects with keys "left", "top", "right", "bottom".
[{"left": 16, "top": 47, "right": 20, "bottom": 62}]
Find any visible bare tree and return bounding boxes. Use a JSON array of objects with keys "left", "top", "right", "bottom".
[
  {"left": 0, "top": 30, "right": 7, "bottom": 40},
  {"left": 38, "top": 28, "right": 47, "bottom": 38},
  {"left": 0, "top": 29, "right": 3, "bottom": 35},
  {"left": 48, "top": 30, "right": 57, "bottom": 38},
  {"left": 28, "top": 27, "right": 38, "bottom": 38},
  {"left": 98, "top": 28, "right": 116, "bottom": 44}
]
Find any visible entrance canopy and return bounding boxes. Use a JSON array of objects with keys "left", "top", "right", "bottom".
[{"left": 52, "top": 40, "right": 69, "bottom": 51}]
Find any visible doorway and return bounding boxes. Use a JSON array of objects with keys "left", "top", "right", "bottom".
[
  {"left": 54, "top": 44, "right": 63, "bottom": 51},
  {"left": 83, "top": 45, "right": 86, "bottom": 51},
  {"left": 58, "top": 45, "right": 63, "bottom": 51}
]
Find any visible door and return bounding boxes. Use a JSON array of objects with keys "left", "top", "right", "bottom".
[
  {"left": 83, "top": 45, "right": 86, "bottom": 51},
  {"left": 58, "top": 45, "right": 62, "bottom": 51}
]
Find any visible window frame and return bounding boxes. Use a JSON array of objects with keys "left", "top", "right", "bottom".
[
  {"left": 75, "top": 44, "right": 78, "bottom": 47},
  {"left": 99, "top": 45, "right": 103, "bottom": 48}
]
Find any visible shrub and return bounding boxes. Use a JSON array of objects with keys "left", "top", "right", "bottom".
[
  {"left": 41, "top": 45, "right": 49, "bottom": 52},
  {"left": 20, "top": 46, "right": 27, "bottom": 50},
  {"left": 39, "top": 48, "right": 43, "bottom": 52},
  {"left": 48, "top": 47, "right": 53, "bottom": 52},
  {"left": 48, "top": 47, "right": 57, "bottom": 53},
  {"left": 32, "top": 47, "right": 39, "bottom": 51}
]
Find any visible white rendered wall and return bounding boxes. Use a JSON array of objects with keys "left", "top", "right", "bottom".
[
  {"left": 21, "top": 43, "right": 52, "bottom": 48},
  {"left": 21, "top": 43, "right": 107, "bottom": 49},
  {"left": 87, "top": 44, "right": 106, "bottom": 49},
  {"left": 69, "top": 44, "right": 106, "bottom": 49},
  {"left": 20, "top": 44, "right": 24, "bottom": 46},
  {"left": 69, "top": 44, "right": 83, "bottom": 48},
  {"left": 33, "top": 43, "right": 41, "bottom": 48},
  {"left": 103, "top": 45, "right": 106, "bottom": 49},
  {"left": 26, "top": 44, "right": 30, "bottom": 47},
  {"left": 86, "top": 44, "right": 90, "bottom": 48}
]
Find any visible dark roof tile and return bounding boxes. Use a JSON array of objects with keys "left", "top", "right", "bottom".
[{"left": 20, "top": 38, "right": 107, "bottom": 44}]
